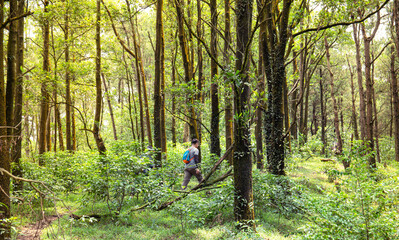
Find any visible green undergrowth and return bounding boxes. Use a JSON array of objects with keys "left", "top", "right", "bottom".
[{"left": 11, "top": 139, "right": 399, "bottom": 239}]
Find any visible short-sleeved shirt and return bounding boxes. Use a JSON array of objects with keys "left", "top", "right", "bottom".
[{"left": 185, "top": 146, "right": 199, "bottom": 169}]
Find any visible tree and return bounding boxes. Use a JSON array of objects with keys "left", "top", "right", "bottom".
[
  {"left": 93, "top": 0, "right": 106, "bottom": 155},
  {"left": 39, "top": 0, "right": 51, "bottom": 160},
  {"left": 262, "top": 0, "right": 292, "bottom": 176},
  {"left": 154, "top": 0, "right": 165, "bottom": 166},
  {"left": 210, "top": 0, "right": 220, "bottom": 157},
  {"left": 13, "top": 0, "right": 25, "bottom": 190},
  {"left": 233, "top": 0, "right": 255, "bottom": 229}
]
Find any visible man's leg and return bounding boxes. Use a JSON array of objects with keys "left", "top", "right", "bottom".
[
  {"left": 182, "top": 169, "right": 193, "bottom": 190},
  {"left": 194, "top": 168, "right": 203, "bottom": 183}
]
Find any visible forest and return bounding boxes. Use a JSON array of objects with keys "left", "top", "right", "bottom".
[{"left": 1, "top": 0, "right": 399, "bottom": 239}]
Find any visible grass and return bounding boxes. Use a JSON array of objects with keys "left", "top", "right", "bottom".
[{"left": 17, "top": 151, "right": 394, "bottom": 240}]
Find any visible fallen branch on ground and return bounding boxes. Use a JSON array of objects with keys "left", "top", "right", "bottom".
[{"left": 130, "top": 144, "right": 235, "bottom": 212}]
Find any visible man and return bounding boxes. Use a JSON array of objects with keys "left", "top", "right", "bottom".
[{"left": 182, "top": 139, "right": 203, "bottom": 190}]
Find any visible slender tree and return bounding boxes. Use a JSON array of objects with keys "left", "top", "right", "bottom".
[
  {"left": 13, "top": 0, "right": 25, "bottom": 190},
  {"left": 93, "top": 0, "right": 106, "bottom": 154},
  {"left": 360, "top": 11, "right": 380, "bottom": 169},
  {"left": 154, "top": 0, "right": 165, "bottom": 166},
  {"left": 210, "top": 0, "right": 220, "bottom": 157},
  {"left": 0, "top": 0, "right": 10, "bottom": 237},
  {"left": 65, "top": 0, "right": 73, "bottom": 151}
]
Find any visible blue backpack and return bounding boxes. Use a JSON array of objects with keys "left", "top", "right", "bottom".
[{"left": 183, "top": 149, "right": 193, "bottom": 164}]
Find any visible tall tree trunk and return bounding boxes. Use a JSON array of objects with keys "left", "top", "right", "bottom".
[
  {"left": 46, "top": 108, "right": 51, "bottom": 152},
  {"left": 255, "top": 0, "right": 265, "bottom": 170},
  {"left": 171, "top": 50, "right": 177, "bottom": 146},
  {"left": 154, "top": 0, "right": 165, "bottom": 166},
  {"left": 6, "top": 0, "right": 18, "bottom": 137},
  {"left": 159, "top": 21, "right": 167, "bottom": 155},
  {"left": 283, "top": 71, "right": 291, "bottom": 150},
  {"left": 233, "top": 0, "right": 255, "bottom": 229},
  {"left": 102, "top": 74, "right": 118, "bottom": 140},
  {"left": 371, "top": 55, "right": 380, "bottom": 163},
  {"left": 319, "top": 69, "right": 326, "bottom": 155},
  {"left": 210, "top": 0, "right": 220, "bottom": 157},
  {"left": 13, "top": 0, "right": 25, "bottom": 191},
  {"left": 55, "top": 105, "right": 64, "bottom": 151},
  {"left": 39, "top": 0, "right": 50, "bottom": 162},
  {"left": 196, "top": 0, "right": 203, "bottom": 146},
  {"left": 298, "top": 43, "right": 307, "bottom": 140},
  {"left": 65, "top": 0, "right": 72, "bottom": 151},
  {"left": 224, "top": 0, "right": 233, "bottom": 164},
  {"left": 393, "top": 0, "right": 399, "bottom": 161},
  {"left": 93, "top": 0, "right": 106, "bottom": 154},
  {"left": 0, "top": 0, "right": 10, "bottom": 237},
  {"left": 324, "top": 37, "right": 346, "bottom": 168},
  {"left": 175, "top": 0, "right": 199, "bottom": 141},
  {"left": 353, "top": 23, "right": 366, "bottom": 140},
  {"left": 347, "top": 57, "right": 359, "bottom": 140},
  {"left": 72, "top": 99, "right": 76, "bottom": 150},
  {"left": 361, "top": 15, "right": 380, "bottom": 169},
  {"left": 263, "top": 0, "right": 292, "bottom": 176},
  {"left": 290, "top": 52, "right": 298, "bottom": 140},
  {"left": 134, "top": 23, "right": 153, "bottom": 147},
  {"left": 391, "top": 46, "right": 399, "bottom": 162},
  {"left": 125, "top": 70, "right": 136, "bottom": 140}
]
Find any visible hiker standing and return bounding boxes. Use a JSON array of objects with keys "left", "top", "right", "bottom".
[{"left": 182, "top": 139, "right": 203, "bottom": 189}]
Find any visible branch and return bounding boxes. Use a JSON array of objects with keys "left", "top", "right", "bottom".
[
  {"left": 101, "top": 0, "right": 136, "bottom": 58},
  {"left": 370, "top": 41, "right": 392, "bottom": 65},
  {"left": 0, "top": 11, "right": 34, "bottom": 30},
  {"left": 157, "top": 168, "right": 233, "bottom": 210},
  {"left": 292, "top": 0, "right": 390, "bottom": 38},
  {"left": 165, "top": 106, "right": 212, "bottom": 134},
  {"left": 181, "top": 13, "right": 225, "bottom": 71}
]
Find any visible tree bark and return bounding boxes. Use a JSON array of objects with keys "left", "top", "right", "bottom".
[
  {"left": 5, "top": 0, "right": 18, "bottom": 137},
  {"left": 347, "top": 57, "right": 359, "bottom": 140},
  {"left": 154, "top": 0, "right": 165, "bottom": 166},
  {"left": 93, "top": 0, "right": 106, "bottom": 155},
  {"left": 353, "top": 23, "right": 366, "bottom": 141},
  {"left": 210, "top": 0, "right": 220, "bottom": 157},
  {"left": 13, "top": 0, "right": 25, "bottom": 191},
  {"left": 0, "top": 0, "right": 10, "bottom": 237},
  {"left": 233, "top": 0, "right": 255, "bottom": 229},
  {"left": 255, "top": 0, "right": 265, "bottom": 170},
  {"left": 224, "top": 0, "right": 233, "bottom": 164},
  {"left": 391, "top": 47, "right": 399, "bottom": 162},
  {"left": 39, "top": 0, "right": 50, "bottom": 161},
  {"left": 65, "top": 0, "right": 72, "bottom": 151},
  {"left": 263, "top": 0, "right": 292, "bottom": 176},
  {"left": 175, "top": 0, "right": 199, "bottom": 141},
  {"left": 393, "top": 0, "right": 399, "bottom": 161},
  {"left": 290, "top": 52, "right": 298, "bottom": 140},
  {"left": 319, "top": 69, "right": 326, "bottom": 156},
  {"left": 361, "top": 13, "right": 380, "bottom": 169}
]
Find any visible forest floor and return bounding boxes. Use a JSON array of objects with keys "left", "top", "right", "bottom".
[{"left": 13, "top": 156, "right": 355, "bottom": 239}]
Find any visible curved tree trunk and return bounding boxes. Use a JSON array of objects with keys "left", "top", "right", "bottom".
[{"left": 93, "top": 0, "right": 106, "bottom": 155}]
